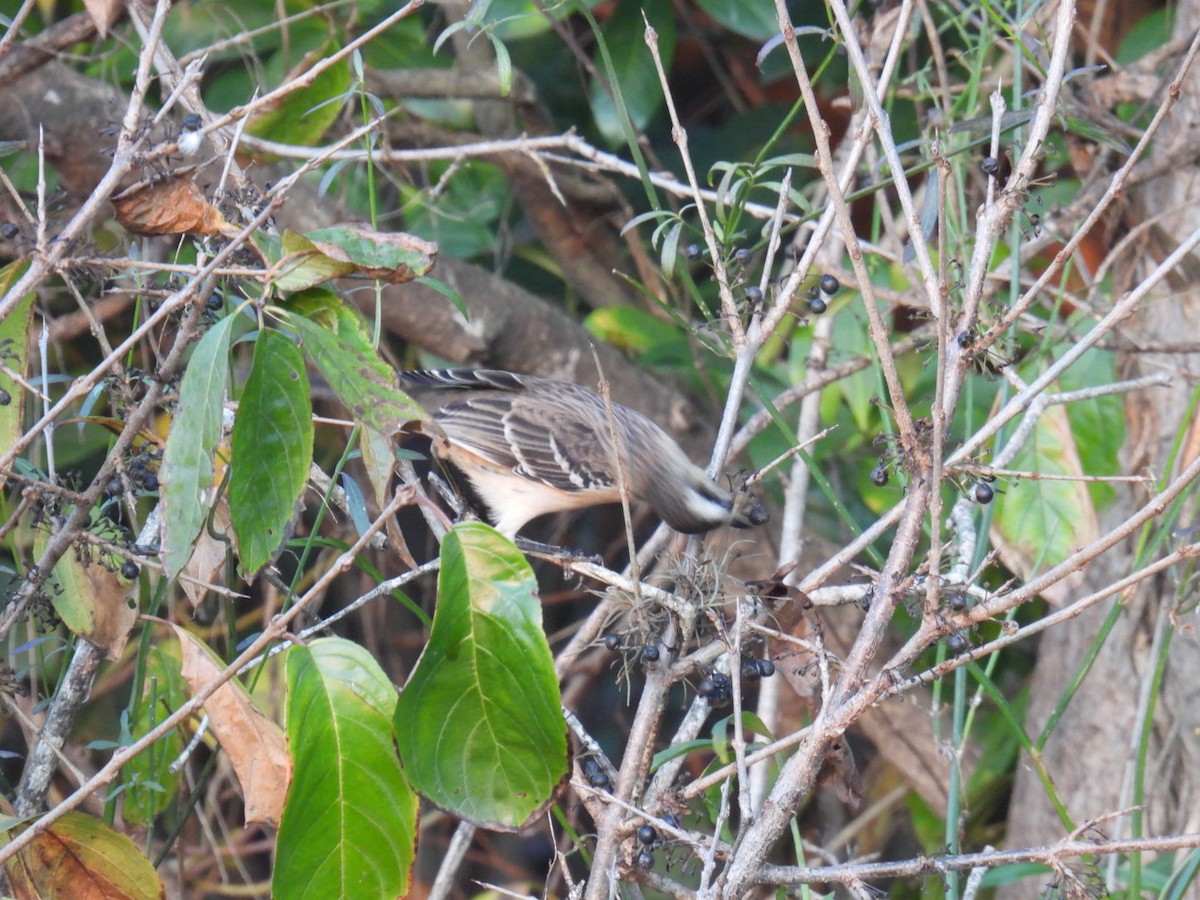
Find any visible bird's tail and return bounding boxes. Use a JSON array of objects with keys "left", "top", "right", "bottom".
[{"left": 398, "top": 368, "right": 527, "bottom": 392}]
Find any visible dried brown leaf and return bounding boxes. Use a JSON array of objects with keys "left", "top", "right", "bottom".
[
  {"left": 113, "top": 171, "right": 236, "bottom": 237},
  {"left": 179, "top": 500, "right": 235, "bottom": 609},
  {"left": 82, "top": 0, "right": 122, "bottom": 38},
  {"left": 174, "top": 627, "right": 292, "bottom": 827},
  {"left": 5, "top": 811, "right": 164, "bottom": 900}
]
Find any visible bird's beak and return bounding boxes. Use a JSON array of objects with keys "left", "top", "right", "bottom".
[{"left": 731, "top": 488, "right": 769, "bottom": 528}]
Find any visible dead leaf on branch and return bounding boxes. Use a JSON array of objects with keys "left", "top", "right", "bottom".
[
  {"left": 4, "top": 811, "right": 165, "bottom": 900},
  {"left": 82, "top": 0, "right": 123, "bottom": 39},
  {"left": 178, "top": 499, "right": 237, "bottom": 610},
  {"left": 35, "top": 521, "right": 138, "bottom": 660},
  {"left": 112, "top": 170, "right": 237, "bottom": 238},
  {"left": 173, "top": 626, "right": 292, "bottom": 827},
  {"left": 817, "top": 737, "right": 863, "bottom": 810}
]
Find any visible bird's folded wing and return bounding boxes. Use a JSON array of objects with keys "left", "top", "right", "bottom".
[{"left": 438, "top": 395, "right": 620, "bottom": 496}]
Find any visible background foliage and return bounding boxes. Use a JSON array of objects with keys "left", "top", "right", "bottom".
[{"left": 1, "top": 0, "right": 1199, "bottom": 897}]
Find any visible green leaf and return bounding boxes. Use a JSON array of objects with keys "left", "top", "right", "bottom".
[
  {"left": 301, "top": 224, "right": 436, "bottom": 279},
  {"left": 271, "top": 226, "right": 436, "bottom": 293},
  {"left": 394, "top": 523, "right": 567, "bottom": 829},
  {"left": 1116, "top": 8, "right": 1173, "bottom": 65},
  {"left": 276, "top": 639, "right": 417, "bottom": 900},
  {"left": 659, "top": 219, "right": 683, "bottom": 278},
  {"left": 991, "top": 404, "right": 1097, "bottom": 604},
  {"left": 229, "top": 329, "right": 313, "bottom": 577},
  {"left": 1057, "top": 348, "right": 1123, "bottom": 510},
  {"left": 247, "top": 43, "right": 352, "bottom": 147},
  {"left": 160, "top": 312, "right": 237, "bottom": 580},
  {"left": 484, "top": 30, "right": 513, "bottom": 97},
  {"left": 123, "top": 646, "right": 186, "bottom": 826},
  {"left": 415, "top": 276, "right": 467, "bottom": 318},
  {"left": 272, "top": 231, "right": 357, "bottom": 293},
  {"left": 831, "top": 305, "right": 876, "bottom": 431},
  {"left": 588, "top": 0, "right": 675, "bottom": 145},
  {"left": 282, "top": 288, "right": 429, "bottom": 436},
  {"left": 694, "top": 0, "right": 779, "bottom": 40},
  {"left": 0, "top": 259, "right": 33, "bottom": 454},
  {"left": 584, "top": 305, "right": 688, "bottom": 360}
]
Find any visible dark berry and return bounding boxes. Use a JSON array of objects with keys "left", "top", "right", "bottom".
[
  {"left": 870, "top": 464, "right": 889, "bottom": 487},
  {"left": 636, "top": 849, "right": 654, "bottom": 869},
  {"left": 684, "top": 243, "right": 702, "bottom": 260},
  {"left": 206, "top": 294, "right": 224, "bottom": 310},
  {"left": 583, "top": 758, "right": 611, "bottom": 790},
  {"left": 741, "top": 659, "right": 762, "bottom": 681},
  {"left": 0, "top": 388, "right": 10, "bottom": 406},
  {"left": 947, "top": 632, "right": 970, "bottom": 654},
  {"left": 819, "top": 274, "right": 840, "bottom": 295},
  {"left": 706, "top": 672, "right": 732, "bottom": 706},
  {"left": 733, "top": 247, "right": 753, "bottom": 266},
  {"left": 757, "top": 658, "right": 775, "bottom": 677},
  {"left": 641, "top": 645, "right": 660, "bottom": 664},
  {"left": 1, "top": 223, "right": 17, "bottom": 239},
  {"left": 603, "top": 634, "right": 622, "bottom": 652},
  {"left": 972, "top": 482, "right": 994, "bottom": 504},
  {"left": 744, "top": 286, "right": 762, "bottom": 304},
  {"left": 957, "top": 331, "right": 973, "bottom": 348},
  {"left": 807, "top": 296, "right": 827, "bottom": 315},
  {"left": 140, "top": 472, "right": 159, "bottom": 492},
  {"left": 948, "top": 593, "right": 967, "bottom": 611},
  {"left": 104, "top": 477, "right": 123, "bottom": 497},
  {"left": 662, "top": 814, "right": 681, "bottom": 830},
  {"left": 121, "top": 561, "right": 140, "bottom": 580},
  {"left": 637, "top": 824, "right": 657, "bottom": 845},
  {"left": 980, "top": 156, "right": 1000, "bottom": 176}
]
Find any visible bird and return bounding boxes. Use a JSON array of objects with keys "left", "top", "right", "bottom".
[{"left": 399, "top": 368, "right": 769, "bottom": 539}]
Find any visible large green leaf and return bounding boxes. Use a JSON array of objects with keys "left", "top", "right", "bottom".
[
  {"left": 275, "top": 639, "right": 417, "bottom": 900},
  {"left": 229, "top": 328, "right": 313, "bottom": 577},
  {"left": 394, "top": 523, "right": 567, "bottom": 830},
  {"left": 282, "top": 288, "right": 429, "bottom": 436},
  {"left": 588, "top": 0, "right": 676, "bottom": 145},
  {"left": 0, "top": 259, "right": 33, "bottom": 454},
  {"left": 160, "top": 313, "right": 237, "bottom": 579}
]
